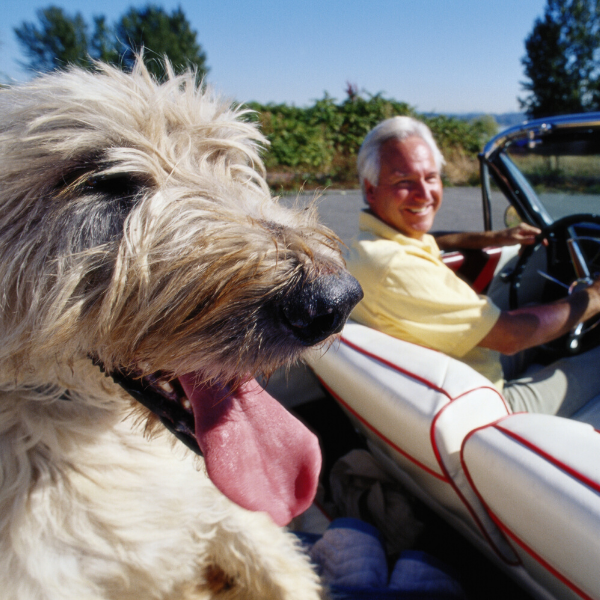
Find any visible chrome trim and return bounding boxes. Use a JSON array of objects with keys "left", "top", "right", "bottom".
[
  {"left": 496, "top": 151, "right": 553, "bottom": 227},
  {"left": 482, "top": 112, "right": 600, "bottom": 159}
]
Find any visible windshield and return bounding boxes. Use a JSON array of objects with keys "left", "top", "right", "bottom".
[{"left": 504, "top": 135, "right": 600, "bottom": 221}]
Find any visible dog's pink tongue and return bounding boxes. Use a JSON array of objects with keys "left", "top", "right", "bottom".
[{"left": 179, "top": 374, "right": 321, "bottom": 526}]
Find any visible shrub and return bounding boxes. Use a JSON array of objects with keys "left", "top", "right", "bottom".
[{"left": 247, "top": 90, "right": 496, "bottom": 190}]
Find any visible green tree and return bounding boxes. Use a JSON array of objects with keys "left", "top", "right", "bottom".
[
  {"left": 520, "top": 0, "right": 600, "bottom": 118},
  {"left": 90, "top": 16, "right": 119, "bottom": 65},
  {"left": 14, "top": 6, "right": 90, "bottom": 71},
  {"left": 116, "top": 5, "right": 209, "bottom": 81},
  {"left": 14, "top": 4, "right": 209, "bottom": 79},
  {"left": 249, "top": 87, "right": 416, "bottom": 187}
]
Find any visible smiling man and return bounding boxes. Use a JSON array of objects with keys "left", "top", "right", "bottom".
[
  {"left": 364, "top": 135, "right": 442, "bottom": 239},
  {"left": 346, "top": 116, "right": 600, "bottom": 416}
]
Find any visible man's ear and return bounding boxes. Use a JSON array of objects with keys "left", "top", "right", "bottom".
[{"left": 364, "top": 179, "right": 376, "bottom": 207}]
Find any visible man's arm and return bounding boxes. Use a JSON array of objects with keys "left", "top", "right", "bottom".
[
  {"left": 479, "top": 279, "right": 600, "bottom": 355},
  {"left": 435, "top": 223, "right": 541, "bottom": 250}
]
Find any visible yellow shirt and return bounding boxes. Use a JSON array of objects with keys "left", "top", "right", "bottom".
[{"left": 346, "top": 211, "right": 503, "bottom": 390}]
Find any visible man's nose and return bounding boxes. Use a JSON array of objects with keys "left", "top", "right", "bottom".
[{"left": 412, "top": 179, "right": 432, "bottom": 201}]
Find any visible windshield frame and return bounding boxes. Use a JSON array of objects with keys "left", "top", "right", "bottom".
[{"left": 480, "top": 112, "right": 600, "bottom": 230}]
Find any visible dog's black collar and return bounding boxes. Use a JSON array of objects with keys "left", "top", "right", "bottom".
[{"left": 92, "top": 358, "right": 203, "bottom": 456}]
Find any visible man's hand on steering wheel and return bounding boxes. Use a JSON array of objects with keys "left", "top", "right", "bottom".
[
  {"left": 493, "top": 223, "right": 543, "bottom": 247},
  {"left": 587, "top": 273, "right": 600, "bottom": 295},
  {"left": 505, "top": 215, "right": 600, "bottom": 356}
]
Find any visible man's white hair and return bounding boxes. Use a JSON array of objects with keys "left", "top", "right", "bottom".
[{"left": 357, "top": 116, "right": 445, "bottom": 198}]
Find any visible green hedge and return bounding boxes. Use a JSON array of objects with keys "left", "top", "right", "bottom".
[{"left": 246, "top": 92, "right": 497, "bottom": 189}]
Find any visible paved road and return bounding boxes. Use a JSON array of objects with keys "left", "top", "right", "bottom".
[{"left": 280, "top": 187, "right": 508, "bottom": 250}]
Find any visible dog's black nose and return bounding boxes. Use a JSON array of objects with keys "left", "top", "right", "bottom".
[{"left": 281, "top": 271, "right": 363, "bottom": 345}]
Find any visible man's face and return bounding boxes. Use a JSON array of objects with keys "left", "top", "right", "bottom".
[{"left": 364, "top": 136, "right": 443, "bottom": 239}]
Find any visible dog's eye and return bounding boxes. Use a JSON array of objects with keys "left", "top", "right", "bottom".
[
  {"left": 58, "top": 165, "right": 146, "bottom": 203},
  {"left": 83, "top": 174, "right": 143, "bottom": 199}
]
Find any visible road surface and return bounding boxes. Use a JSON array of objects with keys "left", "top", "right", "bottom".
[{"left": 280, "top": 187, "right": 507, "bottom": 249}]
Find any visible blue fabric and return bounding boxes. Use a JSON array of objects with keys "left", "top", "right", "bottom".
[
  {"left": 295, "top": 519, "right": 466, "bottom": 600},
  {"left": 327, "top": 517, "right": 385, "bottom": 545},
  {"left": 293, "top": 531, "right": 322, "bottom": 547},
  {"left": 389, "top": 551, "right": 466, "bottom": 598},
  {"left": 309, "top": 518, "right": 388, "bottom": 588}
]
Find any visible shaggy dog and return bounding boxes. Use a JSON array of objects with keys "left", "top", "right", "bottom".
[{"left": 0, "top": 61, "right": 362, "bottom": 599}]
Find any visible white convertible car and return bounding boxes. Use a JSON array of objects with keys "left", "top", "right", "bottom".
[{"left": 306, "top": 113, "right": 600, "bottom": 600}]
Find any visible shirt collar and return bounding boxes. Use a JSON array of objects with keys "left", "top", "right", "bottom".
[{"left": 358, "top": 210, "right": 440, "bottom": 256}]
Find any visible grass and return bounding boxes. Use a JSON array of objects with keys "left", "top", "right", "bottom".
[{"left": 508, "top": 153, "right": 600, "bottom": 194}]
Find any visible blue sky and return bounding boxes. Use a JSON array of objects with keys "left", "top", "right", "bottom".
[{"left": 1, "top": 0, "right": 547, "bottom": 114}]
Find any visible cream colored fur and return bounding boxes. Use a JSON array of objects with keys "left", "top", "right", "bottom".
[{"left": 0, "top": 61, "right": 341, "bottom": 599}]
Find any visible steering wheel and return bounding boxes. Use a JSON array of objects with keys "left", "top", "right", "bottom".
[{"left": 509, "top": 214, "right": 600, "bottom": 356}]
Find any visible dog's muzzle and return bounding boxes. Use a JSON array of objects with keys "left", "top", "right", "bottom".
[
  {"left": 281, "top": 271, "right": 363, "bottom": 345},
  {"left": 95, "top": 271, "right": 362, "bottom": 458}
]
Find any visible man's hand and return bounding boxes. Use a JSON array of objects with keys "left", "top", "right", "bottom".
[
  {"left": 435, "top": 223, "right": 543, "bottom": 251},
  {"left": 480, "top": 274, "right": 600, "bottom": 355},
  {"left": 491, "top": 223, "right": 542, "bottom": 247}
]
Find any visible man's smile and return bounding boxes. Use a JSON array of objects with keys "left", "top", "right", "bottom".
[{"left": 405, "top": 205, "right": 433, "bottom": 214}]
